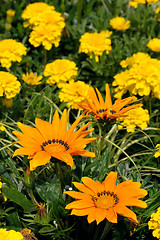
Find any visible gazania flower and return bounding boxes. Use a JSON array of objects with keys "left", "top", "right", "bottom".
[
  {"left": 79, "top": 30, "right": 112, "bottom": 62},
  {"left": 13, "top": 109, "right": 96, "bottom": 170},
  {"left": 65, "top": 171, "right": 147, "bottom": 224},
  {"left": 77, "top": 83, "right": 140, "bottom": 120},
  {"left": 0, "top": 71, "right": 21, "bottom": 99},
  {"left": 0, "top": 228, "right": 24, "bottom": 240},
  {"left": 148, "top": 207, "right": 160, "bottom": 239},
  {"left": 109, "top": 17, "right": 130, "bottom": 31},
  {"left": 44, "top": 59, "right": 78, "bottom": 87},
  {"left": 22, "top": 72, "right": 42, "bottom": 85},
  {"left": 147, "top": 38, "right": 160, "bottom": 52},
  {"left": 0, "top": 39, "right": 27, "bottom": 68},
  {"left": 59, "top": 80, "right": 90, "bottom": 109},
  {"left": 154, "top": 144, "right": 160, "bottom": 158},
  {"left": 118, "top": 107, "right": 149, "bottom": 132}
]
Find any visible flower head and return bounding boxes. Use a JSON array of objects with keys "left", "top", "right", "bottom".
[
  {"left": 20, "top": 228, "right": 38, "bottom": 240},
  {"left": 0, "top": 39, "right": 27, "bottom": 68},
  {"left": 118, "top": 107, "right": 149, "bottom": 132},
  {"left": 110, "top": 17, "right": 130, "bottom": 31},
  {"left": 148, "top": 207, "right": 160, "bottom": 239},
  {"left": 22, "top": 72, "right": 42, "bottom": 85},
  {"left": 0, "top": 125, "right": 6, "bottom": 131},
  {"left": 0, "top": 71, "right": 21, "bottom": 99},
  {"left": 59, "top": 80, "right": 90, "bottom": 109},
  {"left": 44, "top": 59, "right": 78, "bottom": 87},
  {"left": 6, "top": 9, "right": 15, "bottom": 18},
  {"left": 65, "top": 171, "right": 147, "bottom": 224},
  {"left": 147, "top": 38, "right": 160, "bottom": 52},
  {"left": 113, "top": 55, "right": 160, "bottom": 99},
  {"left": 13, "top": 109, "right": 97, "bottom": 170},
  {"left": 0, "top": 228, "right": 23, "bottom": 240},
  {"left": 129, "top": 0, "right": 158, "bottom": 8},
  {"left": 79, "top": 30, "right": 112, "bottom": 62},
  {"left": 28, "top": 10, "right": 65, "bottom": 50},
  {"left": 120, "top": 52, "right": 150, "bottom": 68},
  {"left": 21, "top": 2, "right": 55, "bottom": 28},
  {"left": 154, "top": 144, "right": 160, "bottom": 158},
  {"left": 77, "top": 84, "right": 140, "bottom": 120}
]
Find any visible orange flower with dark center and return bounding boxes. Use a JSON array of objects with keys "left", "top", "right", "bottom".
[
  {"left": 78, "top": 84, "right": 141, "bottom": 120},
  {"left": 13, "top": 109, "right": 97, "bottom": 170},
  {"left": 65, "top": 172, "right": 148, "bottom": 224}
]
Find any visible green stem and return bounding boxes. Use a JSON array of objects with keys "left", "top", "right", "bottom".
[
  {"left": 77, "top": 0, "right": 83, "bottom": 23},
  {"left": 29, "top": 189, "right": 36, "bottom": 204},
  {"left": 44, "top": 49, "right": 47, "bottom": 66},
  {"left": 97, "top": 125, "right": 107, "bottom": 160}
]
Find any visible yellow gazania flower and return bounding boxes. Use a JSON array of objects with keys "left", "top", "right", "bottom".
[
  {"left": 44, "top": 59, "right": 78, "bottom": 87},
  {"left": 59, "top": 80, "right": 90, "bottom": 109},
  {"left": 77, "top": 83, "right": 140, "bottom": 120},
  {"left": 0, "top": 39, "right": 27, "bottom": 68},
  {"left": 0, "top": 71, "right": 21, "bottom": 99},
  {"left": 118, "top": 107, "right": 149, "bottom": 132},
  {"left": 147, "top": 38, "right": 160, "bottom": 52},
  {"left": 148, "top": 207, "right": 160, "bottom": 239},
  {"left": 79, "top": 30, "right": 112, "bottom": 62},
  {"left": 0, "top": 228, "right": 23, "bottom": 240},
  {"left": 21, "top": 2, "right": 55, "bottom": 28},
  {"left": 13, "top": 109, "right": 97, "bottom": 171},
  {"left": 110, "top": 17, "right": 130, "bottom": 31},
  {"left": 22, "top": 72, "right": 42, "bottom": 85},
  {"left": 65, "top": 171, "right": 147, "bottom": 224},
  {"left": 154, "top": 144, "right": 160, "bottom": 158}
]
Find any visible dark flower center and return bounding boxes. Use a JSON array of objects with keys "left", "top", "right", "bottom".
[
  {"left": 92, "top": 191, "right": 119, "bottom": 209},
  {"left": 41, "top": 139, "right": 69, "bottom": 151}
]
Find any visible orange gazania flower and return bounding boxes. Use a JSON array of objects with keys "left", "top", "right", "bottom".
[
  {"left": 13, "top": 110, "right": 96, "bottom": 171},
  {"left": 78, "top": 84, "right": 141, "bottom": 120},
  {"left": 65, "top": 172, "right": 148, "bottom": 224}
]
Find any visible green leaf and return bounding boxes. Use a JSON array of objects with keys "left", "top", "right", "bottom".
[{"left": 2, "top": 186, "right": 36, "bottom": 213}]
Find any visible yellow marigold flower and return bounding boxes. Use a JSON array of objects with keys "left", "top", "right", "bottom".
[
  {"left": 79, "top": 30, "right": 112, "bottom": 62},
  {"left": 65, "top": 171, "right": 148, "bottom": 224},
  {"left": 13, "top": 109, "right": 97, "bottom": 171},
  {"left": 0, "top": 71, "right": 21, "bottom": 99},
  {"left": 77, "top": 83, "right": 141, "bottom": 120},
  {"left": 148, "top": 207, "right": 160, "bottom": 239},
  {"left": 0, "top": 39, "right": 27, "bottom": 68},
  {"left": 0, "top": 181, "right": 2, "bottom": 191},
  {"left": 29, "top": 10, "right": 65, "bottom": 50},
  {"left": 22, "top": 72, "right": 42, "bottom": 85},
  {"left": 59, "top": 80, "right": 90, "bottom": 108},
  {"left": 129, "top": 0, "right": 159, "bottom": 8},
  {"left": 6, "top": 9, "right": 15, "bottom": 18},
  {"left": 0, "top": 228, "right": 24, "bottom": 240},
  {"left": 147, "top": 38, "right": 160, "bottom": 52},
  {"left": 44, "top": 59, "right": 78, "bottom": 87},
  {"left": 110, "top": 17, "right": 130, "bottom": 31},
  {"left": 113, "top": 56, "right": 160, "bottom": 99},
  {"left": 118, "top": 107, "right": 149, "bottom": 132},
  {"left": 21, "top": 2, "right": 55, "bottom": 28},
  {"left": 154, "top": 144, "right": 160, "bottom": 158},
  {"left": 120, "top": 52, "right": 151, "bottom": 68},
  {"left": 0, "top": 125, "right": 6, "bottom": 131}
]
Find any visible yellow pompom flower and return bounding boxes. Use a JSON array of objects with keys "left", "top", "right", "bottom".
[
  {"left": 147, "top": 38, "right": 160, "bottom": 52},
  {"left": 59, "top": 80, "right": 90, "bottom": 108},
  {"left": 118, "top": 107, "right": 149, "bottom": 132},
  {"left": 0, "top": 71, "right": 21, "bottom": 99},
  {"left": 21, "top": 2, "right": 55, "bottom": 28},
  {"left": 79, "top": 30, "right": 112, "bottom": 62},
  {"left": 0, "top": 125, "right": 6, "bottom": 131},
  {"left": 113, "top": 55, "right": 160, "bottom": 99},
  {"left": 44, "top": 59, "right": 78, "bottom": 87},
  {"left": 6, "top": 9, "right": 15, "bottom": 18},
  {"left": 129, "top": 0, "right": 158, "bottom": 8},
  {"left": 120, "top": 52, "right": 151, "bottom": 68},
  {"left": 148, "top": 207, "right": 160, "bottom": 239},
  {"left": 0, "top": 228, "right": 24, "bottom": 240},
  {"left": 154, "top": 144, "right": 160, "bottom": 158},
  {"left": 28, "top": 10, "right": 65, "bottom": 50},
  {"left": 22, "top": 72, "right": 42, "bottom": 85},
  {"left": 0, "top": 39, "right": 27, "bottom": 68},
  {"left": 110, "top": 17, "right": 130, "bottom": 31}
]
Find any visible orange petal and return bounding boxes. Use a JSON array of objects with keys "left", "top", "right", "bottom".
[
  {"left": 73, "top": 182, "right": 95, "bottom": 196},
  {"left": 29, "top": 151, "right": 51, "bottom": 171},
  {"left": 51, "top": 110, "right": 60, "bottom": 139},
  {"left": 114, "top": 204, "right": 138, "bottom": 223},
  {"left": 64, "top": 191, "right": 91, "bottom": 200},
  {"left": 52, "top": 152, "right": 73, "bottom": 168},
  {"left": 13, "top": 147, "right": 39, "bottom": 157},
  {"left": 96, "top": 208, "right": 107, "bottom": 224},
  {"left": 105, "top": 208, "right": 117, "bottom": 223},
  {"left": 104, "top": 84, "right": 112, "bottom": 109},
  {"left": 82, "top": 177, "right": 101, "bottom": 194},
  {"left": 65, "top": 199, "right": 94, "bottom": 209},
  {"left": 87, "top": 207, "right": 97, "bottom": 223},
  {"left": 103, "top": 172, "right": 117, "bottom": 192},
  {"left": 35, "top": 118, "right": 53, "bottom": 141},
  {"left": 71, "top": 208, "right": 93, "bottom": 216},
  {"left": 58, "top": 109, "right": 67, "bottom": 139}
]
